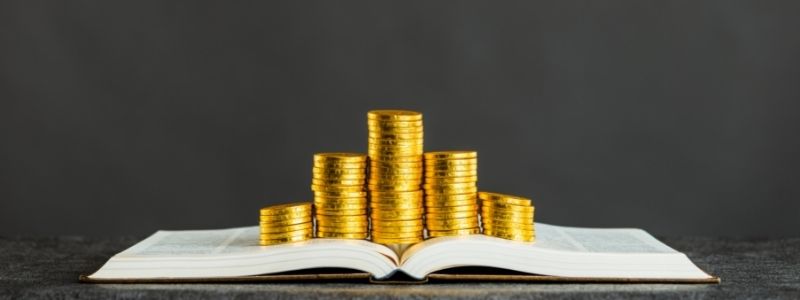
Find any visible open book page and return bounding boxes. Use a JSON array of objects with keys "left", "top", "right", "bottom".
[
  {"left": 400, "top": 223, "right": 713, "bottom": 280},
  {"left": 89, "top": 226, "right": 398, "bottom": 279}
]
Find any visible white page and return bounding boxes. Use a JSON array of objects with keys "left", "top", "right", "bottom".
[{"left": 533, "top": 223, "right": 676, "bottom": 253}]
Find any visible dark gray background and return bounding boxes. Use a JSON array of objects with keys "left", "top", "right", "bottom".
[{"left": 1, "top": 1, "right": 798, "bottom": 238}]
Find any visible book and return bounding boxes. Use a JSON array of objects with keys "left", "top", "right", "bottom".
[{"left": 82, "top": 223, "right": 718, "bottom": 283}]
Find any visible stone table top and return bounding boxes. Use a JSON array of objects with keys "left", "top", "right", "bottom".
[{"left": 0, "top": 235, "right": 798, "bottom": 299}]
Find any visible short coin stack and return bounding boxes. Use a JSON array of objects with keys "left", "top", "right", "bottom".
[
  {"left": 423, "top": 151, "right": 480, "bottom": 238},
  {"left": 478, "top": 192, "right": 535, "bottom": 242},
  {"left": 367, "top": 110, "right": 425, "bottom": 245},
  {"left": 259, "top": 202, "right": 314, "bottom": 245},
  {"left": 311, "top": 153, "right": 369, "bottom": 239}
]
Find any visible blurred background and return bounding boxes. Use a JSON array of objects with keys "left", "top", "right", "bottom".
[{"left": 1, "top": 1, "right": 798, "bottom": 238}]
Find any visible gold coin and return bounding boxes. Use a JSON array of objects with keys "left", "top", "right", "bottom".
[
  {"left": 369, "top": 155, "right": 423, "bottom": 163},
  {"left": 259, "top": 222, "right": 313, "bottom": 233},
  {"left": 425, "top": 204, "right": 478, "bottom": 213},
  {"left": 368, "top": 179, "right": 422, "bottom": 187},
  {"left": 259, "top": 228, "right": 314, "bottom": 239},
  {"left": 370, "top": 219, "right": 424, "bottom": 228},
  {"left": 481, "top": 205, "right": 535, "bottom": 214},
  {"left": 425, "top": 210, "right": 478, "bottom": 220},
  {"left": 427, "top": 228, "right": 480, "bottom": 237},
  {"left": 313, "top": 152, "right": 367, "bottom": 163},
  {"left": 312, "top": 172, "right": 366, "bottom": 181},
  {"left": 314, "top": 191, "right": 367, "bottom": 198},
  {"left": 367, "top": 119, "right": 423, "bottom": 127},
  {"left": 311, "top": 184, "right": 364, "bottom": 193},
  {"left": 423, "top": 176, "right": 478, "bottom": 184},
  {"left": 370, "top": 150, "right": 424, "bottom": 158},
  {"left": 315, "top": 208, "right": 367, "bottom": 216},
  {"left": 311, "top": 178, "right": 364, "bottom": 186},
  {"left": 371, "top": 237, "right": 424, "bottom": 245},
  {"left": 481, "top": 223, "right": 534, "bottom": 231},
  {"left": 312, "top": 167, "right": 365, "bottom": 175},
  {"left": 369, "top": 160, "right": 423, "bottom": 168},
  {"left": 426, "top": 216, "right": 479, "bottom": 227},
  {"left": 314, "top": 161, "right": 367, "bottom": 169},
  {"left": 423, "top": 185, "right": 478, "bottom": 195},
  {"left": 424, "top": 192, "right": 476, "bottom": 201},
  {"left": 481, "top": 212, "right": 534, "bottom": 222},
  {"left": 425, "top": 170, "right": 478, "bottom": 178},
  {"left": 370, "top": 190, "right": 423, "bottom": 198},
  {"left": 367, "top": 184, "right": 421, "bottom": 192},
  {"left": 260, "top": 202, "right": 313, "bottom": 216},
  {"left": 424, "top": 164, "right": 476, "bottom": 172},
  {"left": 369, "top": 175, "right": 424, "bottom": 183},
  {"left": 316, "top": 223, "right": 368, "bottom": 232},
  {"left": 368, "top": 131, "right": 424, "bottom": 139},
  {"left": 424, "top": 158, "right": 478, "bottom": 166},
  {"left": 368, "top": 147, "right": 424, "bottom": 155},
  {"left": 370, "top": 202, "right": 423, "bottom": 210},
  {"left": 424, "top": 151, "right": 477, "bottom": 160},
  {"left": 371, "top": 230, "right": 423, "bottom": 239},
  {"left": 259, "top": 208, "right": 312, "bottom": 220},
  {"left": 478, "top": 191, "right": 532, "bottom": 206},
  {"left": 259, "top": 234, "right": 313, "bottom": 246},
  {"left": 367, "top": 137, "right": 424, "bottom": 146},
  {"left": 371, "top": 209, "right": 424, "bottom": 220},
  {"left": 368, "top": 126, "right": 424, "bottom": 134},
  {"left": 315, "top": 214, "right": 367, "bottom": 223},
  {"left": 316, "top": 232, "right": 368, "bottom": 239},
  {"left": 258, "top": 213, "right": 311, "bottom": 224},
  {"left": 367, "top": 110, "right": 423, "bottom": 121},
  {"left": 316, "top": 198, "right": 368, "bottom": 208},
  {"left": 425, "top": 199, "right": 478, "bottom": 208}
]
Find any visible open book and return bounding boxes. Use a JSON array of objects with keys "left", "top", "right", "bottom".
[{"left": 83, "top": 223, "right": 718, "bottom": 283}]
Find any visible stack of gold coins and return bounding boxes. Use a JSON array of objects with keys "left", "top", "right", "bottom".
[
  {"left": 367, "top": 110, "right": 425, "bottom": 245},
  {"left": 259, "top": 202, "right": 314, "bottom": 246},
  {"left": 423, "top": 151, "right": 480, "bottom": 238},
  {"left": 478, "top": 192, "right": 535, "bottom": 242},
  {"left": 311, "top": 153, "right": 369, "bottom": 239}
]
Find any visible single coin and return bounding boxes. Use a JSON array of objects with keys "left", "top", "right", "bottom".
[
  {"left": 371, "top": 231, "right": 423, "bottom": 238},
  {"left": 314, "top": 191, "right": 367, "bottom": 198},
  {"left": 259, "top": 228, "right": 314, "bottom": 239},
  {"left": 368, "top": 179, "right": 422, "bottom": 187},
  {"left": 367, "top": 137, "right": 424, "bottom": 146},
  {"left": 423, "top": 185, "right": 478, "bottom": 195},
  {"left": 424, "top": 164, "right": 476, "bottom": 172},
  {"left": 313, "top": 152, "right": 367, "bottom": 163},
  {"left": 316, "top": 223, "right": 368, "bottom": 232},
  {"left": 311, "top": 178, "right": 365, "bottom": 186},
  {"left": 425, "top": 210, "right": 479, "bottom": 220},
  {"left": 368, "top": 155, "right": 423, "bottom": 163},
  {"left": 367, "top": 119, "right": 423, "bottom": 128},
  {"left": 427, "top": 228, "right": 481, "bottom": 237},
  {"left": 315, "top": 208, "right": 368, "bottom": 216},
  {"left": 424, "top": 192, "right": 477, "bottom": 201},
  {"left": 424, "top": 158, "right": 478, "bottom": 167},
  {"left": 316, "top": 232, "right": 368, "bottom": 239},
  {"left": 370, "top": 202, "right": 423, "bottom": 210},
  {"left": 370, "top": 219, "right": 424, "bottom": 228},
  {"left": 368, "top": 131, "right": 425, "bottom": 139},
  {"left": 260, "top": 202, "right": 313, "bottom": 216},
  {"left": 314, "top": 161, "right": 367, "bottom": 169},
  {"left": 311, "top": 184, "right": 364, "bottom": 193},
  {"left": 369, "top": 175, "right": 424, "bottom": 182},
  {"left": 369, "top": 160, "right": 424, "bottom": 168},
  {"left": 371, "top": 210, "right": 424, "bottom": 220},
  {"left": 259, "top": 234, "right": 313, "bottom": 246},
  {"left": 259, "top": 216, "right": 312, "bottom": 227},
  {"left": 315, "top": 214, "right": 368, "bottom": 223},
  {"left": 259, "top": 209, "right": 312, "bottom": 220},
  {"left": 367, "top": 110, "right": 423, "bottom": 121},
  {"left": 481, "top": 223, "right": 534, "bottom": 232},
  {"left": 313, "top": 201, "right": 367, "bottom": 210},
  {"left": 423, "top": 176, "right": 478, "bottom": 184},
  {"left": 367, "top": 184, "right": 421, "bottom": 192},
  {"left": 481, "top": 205, "right": 535, "bottom": 214},
  {"left": 425, "top": 199, "right": 478, "bottom": 208},
  {"left": 367, "top": 126, "right": 424, "bottom": 134},
  {"left": 259, "top": 222, "right": 313, "bottom": 233},
  {"left": 425, "top": 204, "right": 478, "bottom": 213},
  {"left": 423, "top": 151, "right": 477, "bottom": 160},
  {"left": 369, "top": 190, "right": 423, "bottom": 198},
  {"left": 425, "top": 216, "right": 479, "bottom": 227},
  {"left": 425, "top": 170, "right": 478, "bottom": 178},
  {"left": 478, "top": 191, "right": 532, "bottom": 206}
]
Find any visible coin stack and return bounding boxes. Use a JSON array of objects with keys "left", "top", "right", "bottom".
[
  {"left": 423, "top": 151, "right": 480, "bottom": 238},
  {"left": 259, "top": 202, "right": 314, "bottom": 246},
  {"left": 367, "top": 110, "right": 425, "bottom": 245},
  {"left": 478, "top": 192, "right": 535, "bottom": 242},
  {"left": 311, "top": 153, "right": 369, "bottom": 239}
]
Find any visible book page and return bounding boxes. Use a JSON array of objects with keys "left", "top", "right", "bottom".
[
  {"left": 533, "top": 223, "right": 676, "bottom": 253},
  {"left": 117, "top": 227, "right": 260, "bottom": 257}
]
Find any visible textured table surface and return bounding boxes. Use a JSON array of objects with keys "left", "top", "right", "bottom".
[{"left": 0, "top": 235, "right": 798, "bottom": 299}]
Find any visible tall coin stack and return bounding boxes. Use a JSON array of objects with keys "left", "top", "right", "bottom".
[
  {"left": 259, "top": 202, "right": 314, "bottom": 246},
  {"left": 311, "top": 153, "right": 369, "bottom": 239},
  {"left": 478, "top": 192, "right": 536, "bottom": 242},
  {"left": 423, "top": 151, "right": 480, "bottom": 238},
  {"left": 367, "top": 110, "right": 425, "bottom": 245}
]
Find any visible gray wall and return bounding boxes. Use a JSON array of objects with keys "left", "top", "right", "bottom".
[{"left": 1, "top": 1, "right": 798, "bottom": 238}]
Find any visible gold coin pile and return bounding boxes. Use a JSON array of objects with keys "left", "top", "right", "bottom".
[
  {"left": 478, "top": 192, "right": 535, "bottom": 242},
  {"left": 367, "top": 110, "right": 425, "bottom": 245},
  {"left": 259, "top": 202, "right": 314, "bottom": 245},
  {"left": 423, "top": 151, "right": 480, "bottom": 238},
  {"left": 311, "top": 153, "right": 369, "bottom": 239}
]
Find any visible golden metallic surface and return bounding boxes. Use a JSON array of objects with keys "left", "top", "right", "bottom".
[
  {"left": 313, "top": 201, "right": 367, "bottom": 210},
  {"left": 424, "top": 192, "right": 477, "bottom": 201},
  {"left": 314, "top": 208, "right": 368, "bottom": 216},
  {"left": 367, "top": 110, "right": 423, "bottom": 121},
  {"left": 425, "top": 210, "right": 479, "bottom": 220},
  {"left": 316, "top": 223, "right": 368, "bottom": 231},
  {"left": 425, "top": 216, "right": 479, "bottom": 226},
  {"left": 477, "top": 191, "right": 533, "bottom": 206},
  {"left": 425, "top": 204, "right": 478, "bottom": 213},
  {"left": 425, "top": 199, "right": 478, "bottom": 208},
  {"left": 481, "top": 205, "right": 535, "bottom": 214},
  {"left": 372, "top": 237, "right": 424, "bottom": 245},
  {"left": 367, "top": 119, "right": 423, "bottom": 127},
  {"left": 312, "top": 167, "right": 366, "bottom": 175},
  {"left": 311, "top": 184, "right": 364, "bottom": 193},
  {"left": 370, "top": 202, "right": 423, "bottom": 210},
  {"left": 258, "top": 216, "right": 313, "bottom": 227},
  {"left": 313, "top": 152, "right": 367, "bottom": 163},
  {"left": 368, "top": 155, "right": 423, "bottom": 163},
  {"left": 423, "top": 176, "right": 478, "bottom": 184},
  {"left": 425, "top": 170, "right": 478, "bottom": 178},
  {"left": 370, "top": 209, "right": 424, "bottom": 220},
  {"left": 259, "top": 209, "right": 312, "bottom": 220},
  {"left": 314, "top": 191, "right": 368, "bottom": 198},
  {"left": 260, "top": 202, "right": 313, "bottom": 216},
  {"left": 370, "top": 219, "right": 425, "bottom": 227},
  {"left": 424, "top": 164, "right": 477, "bottom": 172},
  {"left": 313, "top": 161, "right": 367, "bottom": 169},
  {"left": 423, "top": 151, "right": 477, "bottom": 160},
  {"left": 427, "top": 228, "right": 481, "bottom": 237},
  {"left": 367, "top": 126, "right": 424, "bottom": 134},
  {"left": 259, "top": 222, "right": 313, "bottom": 233},
  {"left": 367, "top": 138, "right": 424, "bottom": 146},
  {"left": 369, "top": 190, "right": 424, "bottom": 198},
  {"left": 369, "top": 160, "right": 424, "bottom": 167},
  {"left": 481, "top": 223, "right": 535, "bottom": 231},
  {"left": 259, "top": 234, "right": 313, "bottom": 246},
  {"left": 311, "top": 178, "right": 365, "bottom": 186},
  {"left": 423, "top": 185, "right": 478, "bottom": 195},
  {"left": 367, "top": 184, "right": 421, "bottom": 192},
  {"left": 369, "top": 175, "right": 424, "bottom": 183},
  {"left": 370, "top": 231, "right": 423, "bottom": 238},
  {"left": 424, "top": 158, "right": 478, "bottom": 167},
  {"left": 314, "top": 215, "right": 368, "bottom": 223},
  {"left": 315, "top": 232, "right": 369, "bottom": 239},
  {"left": 368, "top": 132, "right": 425, "bottom": 140},
  {"left": 312, "top": 172, "right": 366, "bottom": 180}
]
